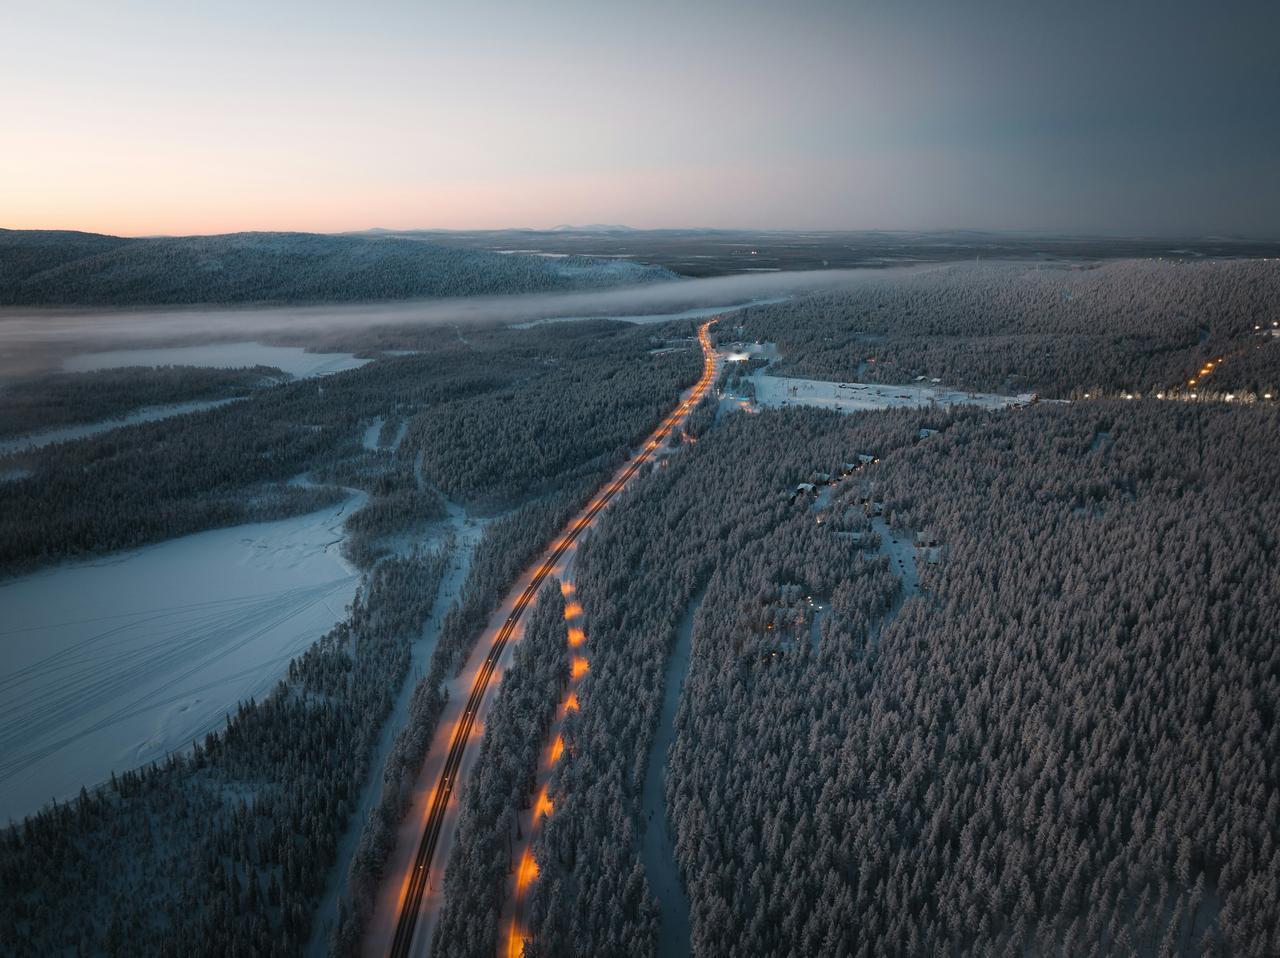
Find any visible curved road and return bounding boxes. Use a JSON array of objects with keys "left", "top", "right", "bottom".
[{"left": 375, "top": 321, "right": 718, "bottom": 958}]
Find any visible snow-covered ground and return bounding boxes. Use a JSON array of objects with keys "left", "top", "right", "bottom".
[
  {"left": 640, "top": 588, "right": 703, "bottom": 958},
  {"left": 0, "top": 492, "right": 365, "bottom": 824},
  {"left": 869, "top": 516, "right": 921, "bottom": 600},
  {"left": 752, "top": 372, "right": 1032, "bottom": 412},
  {"left": 361, "top": 416, "right": 385, "bottom": 451},
  {"left": 63, "top": 341, "right": 369, "bottom": 379},
  {"left": 307, "top": 501, "right": 485, "bottom": 957},
  {"left": 0, "top": 397, "right": 244, "bottom": 456},
  {"left": 719, "top": 342, "right": 1032, "bottom": 415}
]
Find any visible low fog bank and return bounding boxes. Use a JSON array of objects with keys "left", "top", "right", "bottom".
[{"left": 0, "top": 265, "right": 949, "bottom": 378}]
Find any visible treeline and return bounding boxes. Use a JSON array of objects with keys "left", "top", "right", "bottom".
[
  {"left": 0, "top": 388, "right": 355, "bottom": 575},
  {"left": 731, "top": 259, "right": 1280, "bottom": 398},
  {"left": 506, "top": 398, "right": 1280, "bottom": 957},
  {"left": 0, "top": 547, "right": 450, "bottom": 956},
  {"left": 430, "top": 586, "right": 570, "bottom": 957},
  {"left": 0, "top": 364, "right": 281, "bottom": 439},
  {"left": 0, "top": 229, "right": 674, "bottom": 306}
]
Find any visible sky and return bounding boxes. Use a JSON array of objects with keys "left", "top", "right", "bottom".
[{"left": 2, "top": 0, "right": 1277, "bottom": 237}]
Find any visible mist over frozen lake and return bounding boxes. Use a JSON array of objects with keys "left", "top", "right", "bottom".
[
  {"left": 0, "top": 266, "right": 951, "bottom": 377},
  {"left": 0, "top": 492, "right": 363, "bottom": 823}
]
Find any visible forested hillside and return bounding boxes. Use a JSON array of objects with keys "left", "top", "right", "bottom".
[
  {"left": 734, "top": 259, "right": 1280, "bottom": 399},
  {"left": 0, "top": 229, "right": 674, "bottom": 306},
  {"left": 508, "top": 400, "right": 1279, "bottom": 958}
]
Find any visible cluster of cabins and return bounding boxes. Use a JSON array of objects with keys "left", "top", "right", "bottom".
[
  {"left": 789, "top": 429, "right": 939, "bottom": 505},
  {"left": 790, "top": 453, "right": 880, "bottom": 505},
  {"left": 788, "top": 442, "right": 948, "bottom": 565}
]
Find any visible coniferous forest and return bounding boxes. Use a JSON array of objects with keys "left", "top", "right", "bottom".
[
  {"left": 522, "top": 400, "right": 1280, "bottom": 958},
  {"left": 2, "top": 257, "right": 1278, "bottom": 957}
]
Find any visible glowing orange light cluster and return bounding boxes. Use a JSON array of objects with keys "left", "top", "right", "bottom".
[
  {"left": 534, "top": 786, "right": 554, "bottom": 819},
  {"left": 564, "top": 692, "right": 580, "bottom": 712},
  {"left": 563, "top": 601, "right": 584, "bottom": 620},
  {"left": 567, "top": 627, "right": 586, "bottom": 648},
  {"left": 550, "top": 735, "right": 565, "bottom": 763},
  {"left": 515, "top": 847, "right": 539, "bottom": 891},
  {"left": 571, "top": 656, "right": 590, "bottom": 679}
]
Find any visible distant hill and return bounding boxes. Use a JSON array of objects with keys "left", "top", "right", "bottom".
[
  {"left": 0, "top": 229, "right": 676, "bottom": 306},
  {"left": 548, "top": 224, "right": 636, "bottom": 233}
]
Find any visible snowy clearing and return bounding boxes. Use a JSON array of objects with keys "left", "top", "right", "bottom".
[
  {"left": 0, "top": 397, "right": 244, "bottom": 456},
  {"left": 361, "top": 416, "right": 385, "bottom": 451},
  {"left": 751, "top": 369, "right": 1032, "bottom": 413},
  {"left": 63, "top": 341, "right": 369, "bottom": 379},
  {"left": 0, "top": 492, "right": 364, "bottom": 823}
]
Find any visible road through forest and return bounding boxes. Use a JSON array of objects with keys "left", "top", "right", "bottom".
[{"left": 363, "top": 322, "right": 719, "bottom": 958}]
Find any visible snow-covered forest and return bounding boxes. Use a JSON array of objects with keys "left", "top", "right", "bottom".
[
  {"left": 3, "top": 256, "right": 1279, "bottom": 957},
  {"left": 0, "top": 320, "right": 698, "bottom": 576},
  {"left": 0, "top": 317, "right": 701, "bottom": 954},
  {"left": 734, "top": 259, "right": 1280, "bottom": 399},
  {"left": 427, "top": 586, "right": 570, "bottom": 957},
  {"left": 0, "top": 548, "right": 448, "bottom": 954},
  {"left": 0, "top": 365, "right": 280, "bottom": 438},
  {"left": 513, "top": 400, "right": 1279, "bottom": 957},
  {"left": 0, "top": 229, "right": 675, "bottom": 306}
]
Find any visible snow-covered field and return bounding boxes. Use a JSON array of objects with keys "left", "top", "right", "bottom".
[
  {"left": 0, "top": 493, "right": 364, "bottom": 823},
  {"left": 0, "top": 397, "right": 243, "bottom": 456},
  {"left": 64, "top": 341, "right": 369, "bottom": 378},
  {"left": 751, "top": 370, "right": 1032, "bottom": 412}
]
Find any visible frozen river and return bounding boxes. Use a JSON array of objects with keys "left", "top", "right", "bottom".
[{"left": 0, "top": 492, "right": 364, "bottom": 823}]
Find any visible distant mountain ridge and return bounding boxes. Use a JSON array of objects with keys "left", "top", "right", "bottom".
[{"left": 0, "top": 229, "right": 676, "bottom": 307}]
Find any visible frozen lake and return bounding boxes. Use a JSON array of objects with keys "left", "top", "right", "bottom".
[
  {"left": 0, "top": 492, "right": 364, "bottom": 823},
  {"left": 63, "top": 341, "right": 369, "bottom": 379}
]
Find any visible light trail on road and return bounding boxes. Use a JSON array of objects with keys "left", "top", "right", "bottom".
[{"left": 385, "top": 321, "right": 718, "bottom": 958}]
